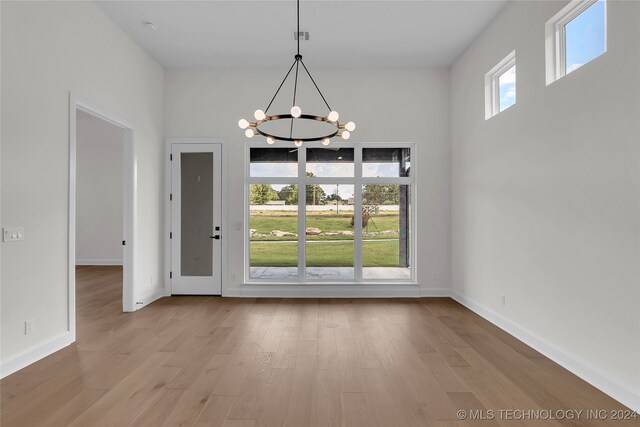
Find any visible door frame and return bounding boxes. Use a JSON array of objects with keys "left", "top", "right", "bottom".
[
  {"left": 68, "top": 93, "right": 137, "bottom": 343},
  {"left": 165, "top": 138, "right": 227, "bottom": 296}
]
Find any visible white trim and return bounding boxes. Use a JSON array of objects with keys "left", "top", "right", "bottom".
[
  {"left": 0, "top": 332, "right": 73, "bottom": 379},
  {"left": 134, "top": 288, "right": 165, "bottom": 310},
  {"left": 165, "top": 140, "right": 172, "bottom": 296},
  {"left": 75, "top": 259, "right": 123, "bottom": 266},
  {"left": 545, "top": 0, "right": 607, "bottom": 85},
  {"left": 69, "top": 93, "right": 137, "bottom": 348},
  {"left": 221, "top": 141, "right": 229, "bottom": 297},
  {"left": 484, "top": 50, "right": 516, "bottom": 120},
  {"left": 298, "top": 146, "right": 307, "bottom": 280},
  {"left": 450, "top": 290, "right": 640, "bottom": 412},
  {"left": 354, "top": 146, "right": 363, "bottom": 282},
  {"left": 224, "top": 285, "right": 447, "bottom": 298},
  {"left": 164, "top": 138, "right": 227, "bottom": 296}
]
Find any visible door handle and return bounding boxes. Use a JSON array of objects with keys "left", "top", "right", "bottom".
[{"left": 210, "top": 235, "right": 220, "bottom": 240}]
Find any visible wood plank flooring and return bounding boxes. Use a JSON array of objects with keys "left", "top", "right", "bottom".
[{"left": 1, "top": 266, "right": 636, "bottom": 426}]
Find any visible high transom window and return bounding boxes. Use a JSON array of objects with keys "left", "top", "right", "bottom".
[
  {"left": 546, "top": 0, "right": 607, "bottom": 85},
  {"left": 246, "top": 143, "right": 416, "bottom": 283},
  {"left": 485, "top": 50, "right": 516, "bottom": 119}
]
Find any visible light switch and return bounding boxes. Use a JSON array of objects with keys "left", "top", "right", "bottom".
[{"left": 2, "top": 227, "right": 24, "bottom": 242}]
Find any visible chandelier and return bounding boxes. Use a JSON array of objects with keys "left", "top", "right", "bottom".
[{"left": 238, "top": 0, "right": 355, "bottom": 147}]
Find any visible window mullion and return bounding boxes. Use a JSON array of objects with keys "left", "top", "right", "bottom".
[
  {"left": 354, "top": 146, "right": 363, "bottom": 283},
  {"left": 298, "top": 147, "right": 306, "bottom": 282}
]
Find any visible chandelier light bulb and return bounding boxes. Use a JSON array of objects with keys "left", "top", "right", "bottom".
[
  {"left": 322, "top": 138, "right": 330, "bottom": 146},
  {"left": 254, "top": 109, "right": 266, "bottom": 121},
  {"left": 266, "top": 137, "right": 275, "bottom": 144},
  {"left": 345, "top": 121, "right": 356, "bottom": 132},
  {"left": 294, "top": 140, "right": 303, "bottom": 147},
  {"left": 238, "top": 119, "right": 250, "bottom": 129},
  {"left": 291, "top": 106, "right": 302, "bottom": 118},
  {"left": 341, "top": 131, "right": 351, "bottom": 140},
  {"left": 245, "top": 129, "right": 255, "bottom": 138},
  {"left": 327, "top": 111, "right": 339, "bottom": 122}
]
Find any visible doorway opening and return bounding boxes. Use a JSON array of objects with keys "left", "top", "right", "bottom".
[
  {"left": 75, "top": 110, "right": 125, "bottom": 325},
  {"left": 69, "top": 94, "right": 136, "bottom": 342}
]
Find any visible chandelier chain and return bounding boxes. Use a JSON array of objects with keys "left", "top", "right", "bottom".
[
  {"left": 264, "top": 59, "right": 297, "bottom": 114},
  {"left": 297, "top": 0, "right": 300, "bottom": 56},
  {"left": 300, "top": 60, "right": 332, "bottom": 111}
]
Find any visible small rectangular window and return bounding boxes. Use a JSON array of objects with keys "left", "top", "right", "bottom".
[
  {"left": 250, "top": 148, "right": 298, "bottom": 177},
  {"left": 485, "top": 50, "right": 516, "bottom": 120},
  {"left": 362, "top": 148, "right": 411, "bottom": 177},
  {"left": 546, "top": 0, "right": 606, "bottom": 84},
  {"left": 306, "top": 148, "right": 354, "bottom": 177}
]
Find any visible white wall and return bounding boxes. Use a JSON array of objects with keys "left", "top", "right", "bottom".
[
  {"left": 451, "top": 0, "right": 640, "bottom": 409},
  {"left": 165, "top": 68, "right": 451, "bottom": 294},
  {"left": 1, "top": 1, "right": 164, "bottom": 371},
  {"left": 76, "top": 110, "right": 124, "bottom": 265}
]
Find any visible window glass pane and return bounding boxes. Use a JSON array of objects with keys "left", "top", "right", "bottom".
[
  {"left": 565, "top": 0, "right": 606, "bottom": 74},
  {"left": 305, "top": 184, "right": 355, "bottom": 280},
  {"left": 363, "top": 148, "right": 411, "bottom": 177},
  {"left": 306, "top": 148, "right": 354, "bottom": 177},
  {"left": 250, "top": 148, "right": 298, "bottom": 177},
  {"left": 249, "top": 184, "right": 298, "bottom": 280},
  {"left": 498, "top": 65, "right": 516, "bottom": 112},
  {"left": 181, "top": 152, "right": 213, "bottom": 276},
  {"left": 361, "top": 184, "right": 411, "bottom": 280}
]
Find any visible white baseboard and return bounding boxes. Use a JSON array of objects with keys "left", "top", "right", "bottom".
[
  {"left": 76, "top": 259, "right": 123, "bottom": 266},
  {"left": 224, "top": 285, "right": 451, "bottom": 298},
  {"left": 450, "top": 290, "right": 640, "bottom": 412},
  {"left": 0, "top": 332, "right": 74, "bottom": 379},
  {"left": 132, "top": 288, "right": 165, "bottom": 311}
]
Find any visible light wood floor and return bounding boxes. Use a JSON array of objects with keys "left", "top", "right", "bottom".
[{"left": 1, "top": 266, "right": 636, "bottom": 426}]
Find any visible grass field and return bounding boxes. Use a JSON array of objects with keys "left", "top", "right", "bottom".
[
  {"left": 250, "top": 240, "right": 401, "bottom": 267},
  {"left": 250, "top": 211, "right": 399, "bottom": 241},
  {"left": 250, "top": 210, "right": 404, "bottom": 267}
]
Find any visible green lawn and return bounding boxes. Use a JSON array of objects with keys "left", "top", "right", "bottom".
[
  {"left": 250, "top": 211, "right": 399, "bottom": 241},
  {"left": 250, "top": 240, "right": 401, "bottom": 267}
]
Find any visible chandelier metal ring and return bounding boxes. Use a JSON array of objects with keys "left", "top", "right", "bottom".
[{"left": 254, "top": 114, "right": 340, "bottom": 143}]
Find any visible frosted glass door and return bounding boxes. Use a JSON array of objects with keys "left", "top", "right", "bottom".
[{"left": 170, "top": 143, "right": 222, "bottom": 294}]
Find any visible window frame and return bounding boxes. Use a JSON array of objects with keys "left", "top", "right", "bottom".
[
  {"left": 545, "top": 0, "right": 607, "bottom": 85},
  {"left": 484, "top": 50, "right": 517, "bottom": 120},
  {"left": 244, "top": 141, "right": 417, "bottom": 285}
]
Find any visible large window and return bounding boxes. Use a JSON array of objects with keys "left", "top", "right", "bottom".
[
  {"left": 546, "top": 0, "right": 606, "bottom": 85},
  {"left": 247, "top": 144, "right": 415, "bottom": 283}
]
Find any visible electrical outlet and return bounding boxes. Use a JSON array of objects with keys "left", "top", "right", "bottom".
[
  {"left": 235, "top": 221, "right": 242, "bottom": 231},
  {"left": 25, "top": 319, "right": 34, "bottom": 335},
  {"left": 231, "top": 273, "right": 237, "bottom": 283},
  {"left": 433, "top": 273, "right": 438, "bottom": 282},
  {"left": 501, "top": 294, "right": 506, "bottom": 306}
]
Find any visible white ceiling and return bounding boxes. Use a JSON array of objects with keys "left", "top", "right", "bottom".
[{"left": 96, "top": 0, "right": 507, "bottom": 69}]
